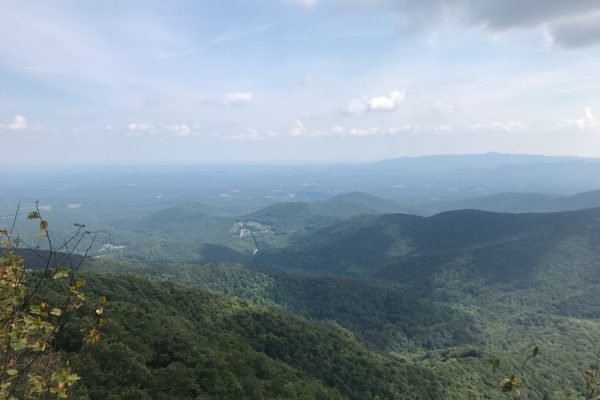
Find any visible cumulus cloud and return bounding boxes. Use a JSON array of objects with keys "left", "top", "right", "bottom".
[
  {"left": 227, "top": 128, "right": 260, "bottom": 140},
  {"left": 7, "top": 115, "right": 27, "bottom": 131},
  {"left": 209, "top": 123, "right": 456, "bottom": 140},
  {"left": 126, "top": 122, "right": 154, "bottom": 136},
  {"left": 165, "top": 124, "right": 192, "bottom": 137},
  {"left": 332, "top": 0, "right": 600, "bottom": 47},
  {"left": 289, "top": 124, "right": 450, "bottom": 138},
  {"left": 226, "top": 128, "right": 280, "bottom": 141},
  {"left": 432, "top": 102, "right": 455, "bottom": 115},
  {"left": 560, "top": 107, "right": 598, "bottom": 130},
  {"left": 224, "top": 92, "right": 254, "bottom": 106},
  {"left": 547, "top": 12, "right": 600, "bottom": 49},
  {"left": 283, "top": 0, "right": 319, "bottom": 9},
  {"left": 467, "top": 121, "right": 526, "bottom": 133},
  {"left": 346, "top": 90, "right": 405, "bottom": 114},
  {"left": 290, "top": 120, "right": 306, "bottom": 136}
]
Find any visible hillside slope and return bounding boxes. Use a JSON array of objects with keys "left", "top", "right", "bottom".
[
  {"left": 239, "top": 192, "right": 404, "bottom": 233},
  {"left": 55, "top": 274, "right": 454, "bottom": 400},
  {"left": 254, "top": 207, "right": 600, "bottom": 291}
]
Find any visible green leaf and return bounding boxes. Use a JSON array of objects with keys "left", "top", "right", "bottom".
[
  {"left": 39, "top": 220, "right": 48, "bottom": 230},
  {"left": 52, "top": 267, "right": 70, "bottom": 280},
  {"left": 11, "top": 340, "right": 26, "bottom": 351},
  {"left": 50, "top": 308, "right": 62, "bottom": 317},
  {"left": 6, "top": 369, "right": 18, "bottom": 376},
  {"left": 27, "top": 211, "right": 40, "bottom": 219},
  {"left": 29, "top": 304, "right": 41, "bottom": 314}
]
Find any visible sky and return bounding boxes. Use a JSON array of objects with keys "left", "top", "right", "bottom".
[{"left": 1, "top": 0, "right": 600, "bottom": 166}]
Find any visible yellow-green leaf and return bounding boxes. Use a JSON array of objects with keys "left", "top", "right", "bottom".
[{"left": 53, "top": 267, "right": 70, "bottom": 280}]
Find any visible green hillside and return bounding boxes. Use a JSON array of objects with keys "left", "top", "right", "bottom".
[
  {"left": 240, "top": 192, "right": 404, "bottom": 233},
  {"left": 255, "top": 207, "right": 600, "bottom": 284},
  {"left": 53, "top": 274, "right": 451, "bottom": 400},
  {"left": 86, "top": 260, "right": 480, "bottom": 352},
  {"left": 81, "top": 252, "right": 600, "bottom": 399},
  {"left": 9, "top": 204, "right": 600, "bottom": 399},
  {"left": 114, "top": 192, "right": 405, "bottom": 263}
]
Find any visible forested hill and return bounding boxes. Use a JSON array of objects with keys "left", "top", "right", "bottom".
[
  {"left": 239, "top": 192, "right": 404, "bottom": 233},
  {"left": 56, "top": 273, "right": 455, "bottom": 400},
  {"left": 254, "top": 207, "right": 600, "bottom": 287},
  {"left": 21, "top": 205, "right": 600, "bottom": 399}
]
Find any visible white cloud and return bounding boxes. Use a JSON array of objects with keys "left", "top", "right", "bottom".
[
  {"left": 467, "top": 121, "right": 525, "bottom": 133},
  {"left": 330, "top": 125, "right": 345, "bottom": 135},
  {"left": 8, "top": 115, "right": 27, "bottom": 131},
  {"left": 228, "top": 128, "right": 261, "bottom": 140},
  {"left": 347, "top": 127, "right": 381, "bottom": 136},
  {"left": 424, "top": 125, "right": 454, "bottom": 136},
  {"left": 128, "top": 122, "right": 154, "bottom": 131},
  {"left": 224, "top": 92, "right": 254, "bottom": 106},
  {"left": 283, "top": 0, "right": 319, "bottom": 9},
  {"left": 292, "top": 121, "right": 418, "bottom": 137},
  {"left": 560, "top": 107, "right": 598, "bottom": 130},
  {"left": 432, "top": 102, "right": 456, "bottom": 115},
  {"left": 346, "top": 90, "right": 405, "bottom": 114},
  {"left": 126, "top": 122, "right": 154, "bottom": 136},
  {"left": 290, "top": 120, "right": 306, "bottom": 136},
  {"left": 384, "top": 125, "right": 418, "bottom": 136},
  {"left": 165, "top": 124, "right": 192, "bottom": 137}
]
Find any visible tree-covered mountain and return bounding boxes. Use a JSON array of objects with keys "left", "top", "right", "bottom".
[
  {"left": 10, "top": 201, "right": 600, "bottom": 398},
  {"left": 86, "top": 260, "right": 479, "bottom": 352},
  {"left": 55, "top": 273, "right": 456, "bottom": 400},
  {"left": 102, "top": 192, "right": 405, "bottom": 263},
  {"left": 239, "top": 192, "right": 404, "bottom": 233},
  {"left": 79, "top": 250, "right": 600, "bottom": 399},
  {"left": 255, "top": 207, "right": 600, "bottom": 288}
]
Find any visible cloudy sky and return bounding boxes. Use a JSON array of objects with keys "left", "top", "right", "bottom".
[{"left": 1, "top": 0, "right": 600, "bottom": 165}]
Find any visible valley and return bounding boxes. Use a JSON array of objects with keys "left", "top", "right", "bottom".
[{"left": 4, "top": 153, "right": 600, "bottom": 399}]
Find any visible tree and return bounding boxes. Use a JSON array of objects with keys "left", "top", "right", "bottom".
[{"left": 0, "top": 203, "right": 102, "bottom": 399}]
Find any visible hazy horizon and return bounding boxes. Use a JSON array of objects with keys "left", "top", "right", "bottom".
[{"left": 0, "top": 151, "right": 599, "bottom": 172}]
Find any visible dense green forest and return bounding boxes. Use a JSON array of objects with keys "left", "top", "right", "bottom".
[
  {"left": 86, "top": 260, "right": 480, "bottom": 351},
  {"left": 5, "top": 190, "right": 600, "bottom": 398},
  {"left": 53, "top": 274, "right": 451, "bottom": 399},
  {"left": 44, "top": 261, "right": 600, "bottom": 399},
  {"left": 75, "top": 206, "right": 600, "bottom": 398}
]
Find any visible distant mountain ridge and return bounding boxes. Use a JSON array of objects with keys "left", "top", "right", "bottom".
[
  {"left": 366, "top": 152, "right": 594, "bottom": 171},
  {"left": 255, "top": 206, "right": 600, "bottom": 291},
  {"left": 413, "top": 188, "right": 600, "bottom": 215},
  {"left": 240, "top": 192, "right": 405, "bottom": 233}
]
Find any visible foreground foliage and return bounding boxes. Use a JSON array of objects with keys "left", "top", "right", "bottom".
[{"left": 0, "top": 209, "right": 97, "bottom": 399}]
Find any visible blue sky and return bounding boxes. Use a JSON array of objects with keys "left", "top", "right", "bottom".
[{"left": 1, "top": 0, "right": 600, "bottom": 165}]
